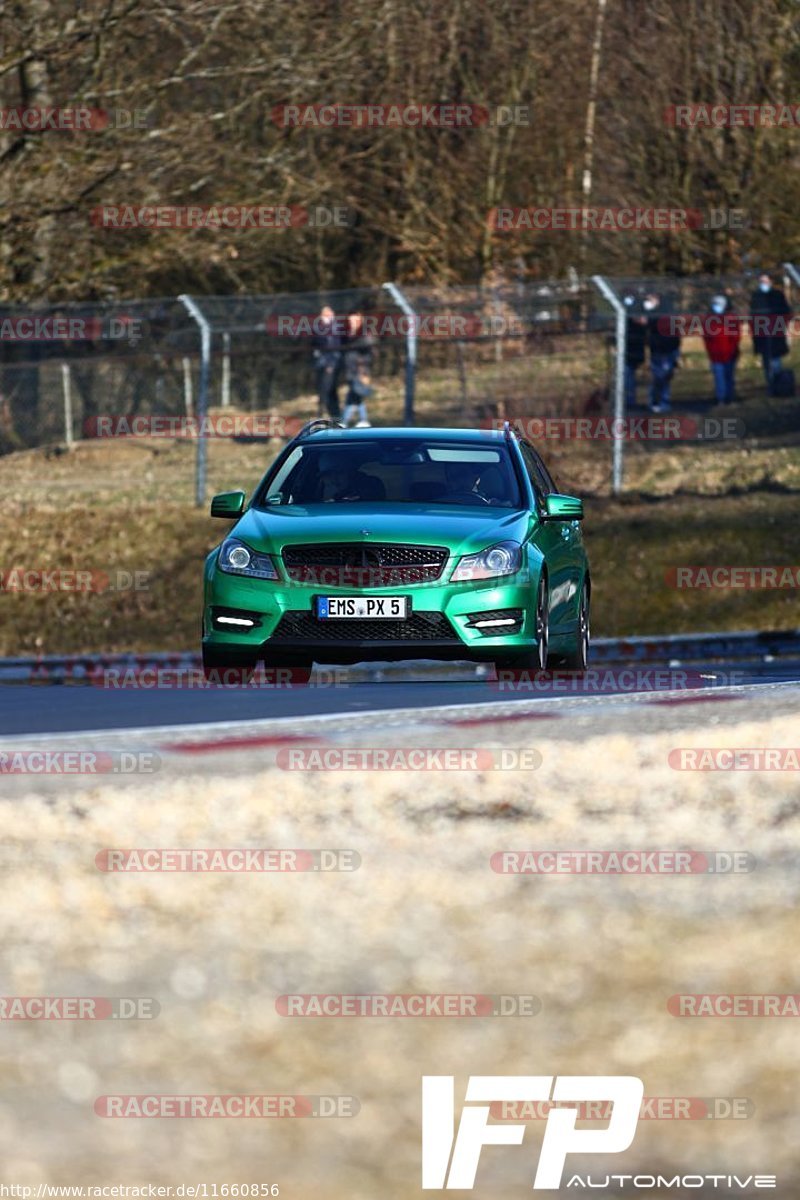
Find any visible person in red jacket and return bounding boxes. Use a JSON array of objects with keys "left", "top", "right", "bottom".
[{"left": 702, "top": 294, "right": 741, "bottom": 406}]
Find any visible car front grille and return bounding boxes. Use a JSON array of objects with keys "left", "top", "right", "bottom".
[
  {"left": 269, "top": 610, "right": 458, "bottom": 643},
  {"left": 281, "top": 542, "right": 449, "bottom": 587}
]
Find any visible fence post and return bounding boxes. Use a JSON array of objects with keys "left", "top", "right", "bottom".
[
  {"left": 182, "top": 357, "right": 194, "bottom": 416},
  {"left": 782, "top": 262, "right": 800, "bottom": 292},
  {"left": 455, "top": 342, "right": 468, "bottom": 407},
  {"left": 60, "top": 363, "right": 74, "bottom": 448},
  {"left": 382, "top": 281, "right": 416, "bottom": 425},
  {"left": 179, "top": 295, "right": 211, "bottom": 507},
  {"left": 221, "top": 332, "right": 231, "bottom": 407},
  {"left": 492, "top": 289, "right": 504, "bottom": 362},
  {"left": 591, "top": 275, "right": 625, "bottom": 496}
]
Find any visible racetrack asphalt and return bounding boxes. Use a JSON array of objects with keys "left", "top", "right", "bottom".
[{"left": 1, "top": 657, "right": 799, "bottom": 736}]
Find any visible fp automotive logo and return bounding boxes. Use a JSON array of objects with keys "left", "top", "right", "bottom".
[{"left": 422, "top": 1075, "right": 644, "bottom": 1189}]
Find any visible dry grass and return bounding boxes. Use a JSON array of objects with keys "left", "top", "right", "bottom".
[{"left": 0, "top": 693, "right": 797, "bottom": 1192}]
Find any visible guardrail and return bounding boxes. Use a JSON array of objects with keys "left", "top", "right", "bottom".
[{"left": 1, "top": 630, "right": 797, "bottom": 684}]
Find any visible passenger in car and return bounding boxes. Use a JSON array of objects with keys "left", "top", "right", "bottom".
[{"left": 318, "top": 453, "right": 386, "bottom": 502}]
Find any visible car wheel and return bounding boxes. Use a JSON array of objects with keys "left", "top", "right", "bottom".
[
  {"left": 202, "top": 644, "right": 258, "bottom": 684},
  {"left": 495, "top": 575, "right": 550, "bottom": 673},
  {"left": 563, "top": 581, "right": 590, "bottom": 672}
]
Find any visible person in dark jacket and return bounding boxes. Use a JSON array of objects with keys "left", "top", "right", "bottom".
[
  {"left": 341, "top": 312, "right": 375, "bottom": 427},
  {"left": 623, "top": 293, "right": 648, "bottom": 409},
  {"left": 702, "top": 294, "right": 741, "bottom": 406},
  {"left": 311, "top": 305, "right": 342, "bottom": 418},
  {"left": 644, "top": 292, "right": 681, "bottom": 412},
  {"left": 749, "top": 272, "right": 792, "bottom": 393}
]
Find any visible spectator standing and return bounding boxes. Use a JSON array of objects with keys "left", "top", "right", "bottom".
[
  {"left": 749, "top": 272, "right": 792, "bottom": 393},
  {"left": 341, "top": 312, "right": 374, "bottom": 427},
  {"left": 702, "top": 294, "right": 741, "bottom": 406},
  {"left": 623, "top": 292, "right": 648, "bottom": 408},
  {"left": 311, "top": 305, "right": 342, "bottom": 418},
  {"left": 644, "top": 291, "right": 681, "bottom": 412}
]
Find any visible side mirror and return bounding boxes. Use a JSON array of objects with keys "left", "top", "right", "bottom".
[
  {"left": 210, "top": 490, "right": 245, "bottom": 519},
  {"left": 545, "top": 493, "right": 583, "bottom": 521}
]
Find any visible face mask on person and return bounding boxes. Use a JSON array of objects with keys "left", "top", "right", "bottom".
[
  {"left": 759, "top": 282, "right": 771, "bottom": 293},
  {"left": 643, "top": 299, "right": 657, "bottom": 311},
  {"left": 711, "top": 302, "right": 725, "bottom": 315}
]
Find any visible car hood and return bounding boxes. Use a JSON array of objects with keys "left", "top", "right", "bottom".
[{"left": 230, "top": 503, "right": 532, "bottom": 559}]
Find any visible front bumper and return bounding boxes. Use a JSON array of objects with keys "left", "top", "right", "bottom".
[{"left": 203, "top": 568, "right": 538, "bottom": 663}]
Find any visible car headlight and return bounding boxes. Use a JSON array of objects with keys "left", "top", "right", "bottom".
[
  {"left": 451, "top": 541, "right": 522, "bottom": 582},
  {"left": 218, "top": 538, "right": 279, "bottom": 580}
]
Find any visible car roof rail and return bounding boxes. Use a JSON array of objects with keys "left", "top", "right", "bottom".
[
  {"left": 296, "top": 418, "right": 345, "bottom": 440},
  {"left": 277, "top": 418, "right": 346, "bottom": 454}
]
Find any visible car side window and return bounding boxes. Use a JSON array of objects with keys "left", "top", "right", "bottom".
[
  {"left": 535, "top": 453, "right": 557, "bottom": 495},
  {"left": 258, "top": 446, "right": 304, "bottom": 505},
  {"left": 519, "top": 443, "right": 550, "bottom": 504}
]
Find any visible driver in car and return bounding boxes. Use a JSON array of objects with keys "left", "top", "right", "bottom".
[{"left": 438, "top": 460, "right": 487, "bottom": 503}]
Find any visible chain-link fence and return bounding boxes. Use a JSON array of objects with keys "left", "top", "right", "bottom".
[
  {"left": 3, "top": 269, "right": 798, "bottom": 502},
  {"left": 592, "top": 265, "right": 800, "bottom": 490},
  {"left": 0, "top": 281, "right": 612, "bottom": 500}
]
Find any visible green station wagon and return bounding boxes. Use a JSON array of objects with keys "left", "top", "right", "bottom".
[{"left": 202, "top": 421, "right": 590, "bottom": 676}]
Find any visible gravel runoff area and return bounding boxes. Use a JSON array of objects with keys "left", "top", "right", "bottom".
[{"left": 0, "top": 684, "right": 798, "bottom": 1197}]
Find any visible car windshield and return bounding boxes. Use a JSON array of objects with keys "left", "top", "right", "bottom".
[{"left": 257, "top": 439, "right": 523, "bottom": 508}]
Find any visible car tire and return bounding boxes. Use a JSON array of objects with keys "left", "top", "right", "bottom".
[
  {"left": 494, "top": 575, "right": 550, "bottom": 673},
  {"left": 202, "top": 644, "right": 258, "bottom": 684},
  {"left": 562, "top": 580, "right": 590, "bottom": 672}
]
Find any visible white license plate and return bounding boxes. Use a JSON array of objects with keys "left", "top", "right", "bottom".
[{"left": 316, "top": 596, "right": 409, "bottom": 619}]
